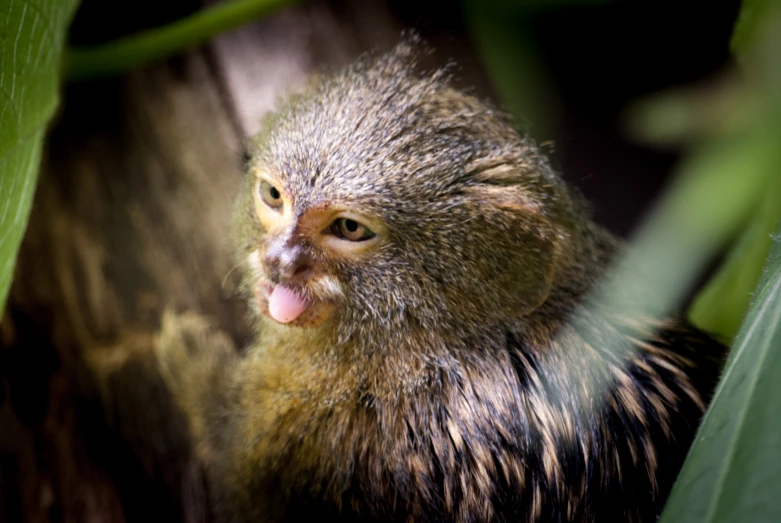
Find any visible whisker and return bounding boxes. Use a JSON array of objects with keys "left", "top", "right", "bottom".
[{"left": 221, "top": 261, "right": 244, "bottom": 291}]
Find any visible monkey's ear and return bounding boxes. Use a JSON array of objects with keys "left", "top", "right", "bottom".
[
  {"left": 464, "top": 182, "right": 565, "bottom": 316},
  {"left": 501, "top": 203, "right": 563, "bottom": 316}
]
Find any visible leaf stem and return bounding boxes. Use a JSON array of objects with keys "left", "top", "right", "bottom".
[{"left": 65, "top": 0, "right": 300, "bottom": 82}]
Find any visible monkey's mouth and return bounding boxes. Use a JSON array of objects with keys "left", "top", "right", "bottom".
[
  {"left": 255, "top": 282, "right": 335, "bottom": 328},
  {"left": 268, "top": 284, "right": 312, "bottom": 322}
]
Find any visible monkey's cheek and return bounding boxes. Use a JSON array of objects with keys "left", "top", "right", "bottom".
[
  {"left": 254, "top": 282, "right": 274, "bottom": 315},
  {"left": 287, "top": 301, "right": 336, "bottom": 328}
]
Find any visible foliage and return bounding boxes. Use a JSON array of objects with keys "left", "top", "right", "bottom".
[
  {"left": 628, "top": 8, "right": 781, "bottom": 343},
  {"left": 66, "top": 0, "right": 299, "bottom": 81},
  {"left": 661, "top": 222, "right": 781, "bottom": 521},
  {"left": 463, "top": 1, "right": 554, "bottom": 139},
  {"left": 659, "top": 6, "right": 781, "bottom": 522},
  {"left": 730, "top": 0, "right": 778, "bottom": 58},
  {"left": 0, "top": 0, "right": 81, "bottom": 313}
]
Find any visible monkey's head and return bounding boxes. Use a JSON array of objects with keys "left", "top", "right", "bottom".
[{"left": 235, "top": 43, "right": 591, "bottom": 346}]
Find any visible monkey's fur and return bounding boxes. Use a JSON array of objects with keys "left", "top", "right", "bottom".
[{"left": 156, "top": 41, "right": 724, "bottom": 522}]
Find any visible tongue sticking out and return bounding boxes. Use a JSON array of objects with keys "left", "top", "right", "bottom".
[{"left": 268, "top": 285, "right": 312, "bottom": 323}]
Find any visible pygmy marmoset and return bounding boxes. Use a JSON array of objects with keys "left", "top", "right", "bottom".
[{"left": 156, "top": 41, "right": 725, "bottom": 522}]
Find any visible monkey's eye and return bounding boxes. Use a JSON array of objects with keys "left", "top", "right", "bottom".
[
  {"left": 330, "top": 218, "right": 375, "bottom": 242},
  {"left": 258, "top": 180, "right": 283, "bottom": 211}
]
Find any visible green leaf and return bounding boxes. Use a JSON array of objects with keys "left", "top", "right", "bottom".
[
  {"left": 686, "top": 9, "right": 781, "bottom": 340},
  {"left": 66, "top": 0, "right": 300, "bottom": 82},
  {"left": 462, "top": 1, "right": 555, "bottom": 139},
  {"left": 730, "top": 0, "right": 780, "bottom": 58},
  {"left": 660, "top": 223, "right": 781, "bottom": 523},
  {"left": 0, "top": 0, "right": 81, "bottom": 313},
  {"left": 689, "top": 177, "right": 781, "bottom": 342}
]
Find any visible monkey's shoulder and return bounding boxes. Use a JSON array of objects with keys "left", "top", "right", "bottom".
[{"left": 219, "top": 317, "right": 723, "bottom": 522}]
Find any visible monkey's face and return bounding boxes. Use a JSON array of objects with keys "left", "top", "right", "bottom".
[
  {"left": 239, "top": 51, "right": 574, "bottom": 337},
  {"left": 243, "top": 159, "right": 566, "bottom": 338},
  {"left": 245, "top": 166, "right": 388, "bottom": 329}
]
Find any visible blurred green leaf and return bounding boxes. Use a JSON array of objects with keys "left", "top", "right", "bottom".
[
  {"left": 627, "top": 8, "right": 781, "bottom": 341},
  {"left": 548, "top": 88, "right": 773, "bottom": 426},
  {"left": 690, "top": 175, "right": 781, "bottom": 343},
  {"left": 66, "top": 0, "right": 299, "bottom": 82},
  {"left": 570, "top": 125, "right": 771, "bottom": 341},
  {"left": 625, "top": 78, "right": 758, "bottom": 146},
  {"left": 657, "top": 6, "right": 781, "bottom": 521},
  {"left": 462, "top": 1, "right": 555, "bottom": 139},
  {"left": 660, "top": 223, "right": 781, "bottom": 523},
  {"left": 730, "top": 0, "right": 779, "bottom": 58},
  {"left": 686, "top": 11, "right": 781, "bottom": 339},
  {"left": 0, "top": 0, "right": 82, "bottom": 314}
]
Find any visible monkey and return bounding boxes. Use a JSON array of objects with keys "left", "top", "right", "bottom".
[{"left": 155, "top": 40, "right": 725, "bottom": 523}]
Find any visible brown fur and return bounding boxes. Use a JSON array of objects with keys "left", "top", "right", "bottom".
[{"left": 156, "top": 40, "right": 724, "bottom": 522}]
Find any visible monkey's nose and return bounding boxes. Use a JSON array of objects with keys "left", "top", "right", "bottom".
[{"left": 263, "top": 244, "right": 311, "bottom": 282}]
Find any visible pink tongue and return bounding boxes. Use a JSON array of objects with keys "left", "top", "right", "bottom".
[{"left": 268, "top": 285, "right": 311, "bottom": 323}]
